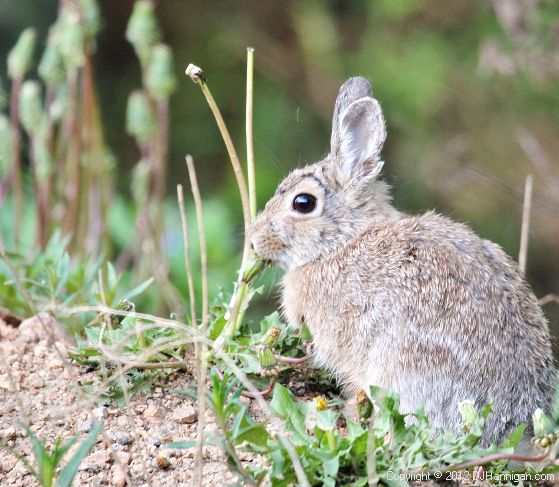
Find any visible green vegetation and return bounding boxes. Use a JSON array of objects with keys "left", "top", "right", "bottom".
[
  {"left": 1, "top": 422, "right": 102, "bottom": 487},
  {"left": 1, "top": 1, "right": 558, "bottom": 485}
]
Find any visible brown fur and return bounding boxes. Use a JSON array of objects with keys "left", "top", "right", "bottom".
[{"left": 250, "top": 77, "right": 555, "bottom": 444}]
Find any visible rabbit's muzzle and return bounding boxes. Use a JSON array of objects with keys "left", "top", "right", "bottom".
[{"left": 249, "top": 224, "right": 286, "bottom": 265}]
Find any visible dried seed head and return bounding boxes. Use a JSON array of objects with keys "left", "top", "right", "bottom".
[
  {"left": 185, "top": 64, "right": 205, "bottom": 84},
  {"left": 263, "top": 326, "right": 281, "bottom": 346},
  {"left": 356, "top": 389, "right": 373, "bottom": 421}
]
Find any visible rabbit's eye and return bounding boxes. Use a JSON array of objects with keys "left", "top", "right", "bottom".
[{"left": 292, "top": 193, "right": 317, "bottom": 214}]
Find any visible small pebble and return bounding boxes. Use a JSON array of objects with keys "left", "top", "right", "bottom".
[
  {"left": 171, "top": 405, "right": 197, "bottom": 424},
  {"left": 155, "top": 456, "right": 170, "bottom": 469},
  {"left": 2, "top": 427, "right": 16, "bottom": 441},
  {"left": 92, "top": 406, "right": 109, "bottom": 419},
  {"left": 148, "top": 436, "right": 162, "bottom": 447},
  {"left": 116, "top": 416, "right": 128, "bottom": 427},
  {"left": 116, "top": 433, "right": 132, "bottom": 446},
  {"left": 79, "top": 419, "right": 94, "bottom": 433},
  {"left": 114, "top": 451, "right": 132, "bottom": 466},
  {"left": 143, "top": 404, "right": 161, "bottom": 419},
  {"left": 111, "top": 465, "right": 126, "bottom": 487}
]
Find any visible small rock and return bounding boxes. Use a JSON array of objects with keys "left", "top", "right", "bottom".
[
  {"left": 143, "top": 404, "right": 161, "bottom": 419},
  {"left": 148, "top": 436, "right": 161, "bottom": 447},
  {"left": 92, "top": 406, "right": 109, "bottom": 419},
  {"left": 0, "top": 374, "right": 16, "bottom": 391},
  {"left": 2, "top": 427, "right": 16, "bottom": 441},
  {"left": 27, "top": 373, "right": 45, "bottom": 389},
  {"left": 172, "top": 405, "right": 197, "bottom": 424},
  {"left": 110, "top": 465, "right": 127, "bottom": 487},
  {"left": 134, "top": 404, "right": 147, "bottom": 414},
  {"left": 114, "top": 451, "right": 132, "bottom": 466},
  {"left": 116, "top": 416, "right": 128, "bottom": 427},
  {"left": 81, "top": 449, "right": 110, "bottom": 471},
  {"left": 18, "top": 317, "right": 44, "bottom": 343},
  {"left": 79, "top": 419, "right": 94, "bottom": 433},
  {"left": 1, "top": 403, "right": 15, "bottom": 414},
  {"left": 239, "top": 395, "right": 251, "bottom": 406},
  {"left": 204, "top": 422, "right": 217, "bottom": 434},
  {"left": 0, "top": 459, "right": 14, "bottom": 474},
  {"left": 155, "top": 456, "right": 170, "bottom": 469},
  {"left": 116, "top": 433, "right": 132, "bottom": 446},
  {"left": 47, "top": 359, "right": 64, "bottom": 370}
]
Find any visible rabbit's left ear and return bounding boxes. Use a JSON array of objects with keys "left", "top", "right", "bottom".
[{"left": 331, "top": 94, "right": 386, "bottom": 181}]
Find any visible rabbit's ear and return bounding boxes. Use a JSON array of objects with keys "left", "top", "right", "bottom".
[{"left": 330, "top": 78, "right": 386, "bottom": 180}]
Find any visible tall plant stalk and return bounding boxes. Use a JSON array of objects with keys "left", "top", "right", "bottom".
[
  {"left": 185, "top": 63, "right": 261, "bottom": 350},
  {"left": 185, "top": 156, "right": 209, "bottom": 487},
  {"left": 246, "top": 47, "right": 256, "bottom": 222}
]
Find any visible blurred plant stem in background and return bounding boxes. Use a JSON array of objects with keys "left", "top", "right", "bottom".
[
  {"left": 0, "top": 0, "right": 180, "bottom": 315},
  {"left": 124, "top": 0, "right": 179, "bottom": 312}
]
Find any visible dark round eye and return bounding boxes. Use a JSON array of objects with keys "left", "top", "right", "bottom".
[{"left": 292, "top": 193, "right": 317, "bottom": 214}]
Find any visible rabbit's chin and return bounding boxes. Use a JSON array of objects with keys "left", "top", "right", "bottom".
[{"left": 260, "top": 252, "right": 310, "bottom": 272}]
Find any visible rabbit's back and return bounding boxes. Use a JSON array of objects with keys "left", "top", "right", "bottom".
[{"left": 282, "top": 211, "right": 555, "bottom": 443}]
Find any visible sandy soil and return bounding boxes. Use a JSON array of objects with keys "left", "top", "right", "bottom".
[{"left": 0, "top": 316, "right": 241, "bottom": 486}]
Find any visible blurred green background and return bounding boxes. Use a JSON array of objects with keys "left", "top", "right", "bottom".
[{"left": 1, "top": 1, "right": 558, "bottom": 331}]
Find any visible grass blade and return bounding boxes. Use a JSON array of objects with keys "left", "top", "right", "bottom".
[{"left": 58, "top": 422, "right": 103, "bottom": 487}]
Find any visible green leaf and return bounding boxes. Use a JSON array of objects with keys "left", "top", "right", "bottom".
[
  {"left": 502, "top": 424, "right": 526, "bottom": 449},
  {"left": 209, "top": 315, "right": 226, "bottom": 340},
  {"left": 233, "top": 424, "right": 269, "bottom": 447},
  {"left": 260, "top": 311, "right": 282, "bottom": 334},
  {"left": 316, "top": 410, "right": 340, "bottom": 432},
  {"left": 237, "top": 352, "right": 262, "bottom": 374},
  {"left": 269, "top": 383, "right": 294, "bottom": 418},
  {"left": 58, "top": 422, "right": 103, "bottom": 487},
  {"left": 121, "top": 276, "right": 154, "bottom": 301},
  {"left": 323, "top": 456, "right": 339, "bottom": 478},
  {"left": 164, "top": 441, "right": 198, "bottom": 449}
]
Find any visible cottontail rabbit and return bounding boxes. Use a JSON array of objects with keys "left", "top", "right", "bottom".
[{"left": 250, "top": 77, "right": 555, "bottom": 444}]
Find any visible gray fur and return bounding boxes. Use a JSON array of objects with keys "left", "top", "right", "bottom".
[{"left": 250, "top": 76, "right": 555, "bottom": 445}]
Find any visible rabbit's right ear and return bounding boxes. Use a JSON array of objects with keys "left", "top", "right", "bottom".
[{"left": 330, "top": 77, "right": 386, "bottom": 182}]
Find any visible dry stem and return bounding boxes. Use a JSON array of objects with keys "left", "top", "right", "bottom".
[
  {"left": 185, "top": 155, "right": 209, "bottom": 487},
  {"left": 246, "top": 48, "right": 256, "bottom": 222},
  {"left": 518, "top": 174, "right": 533, "bottom": 276},
  {"left": 538, "top": 294, "right": 559, "bottom": 306},
  {"left": 177, "top": 184, "right": 197, "bottom": 326},
  {"left": 185, "top": 62, "right": 264, "bottom": 352}
]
